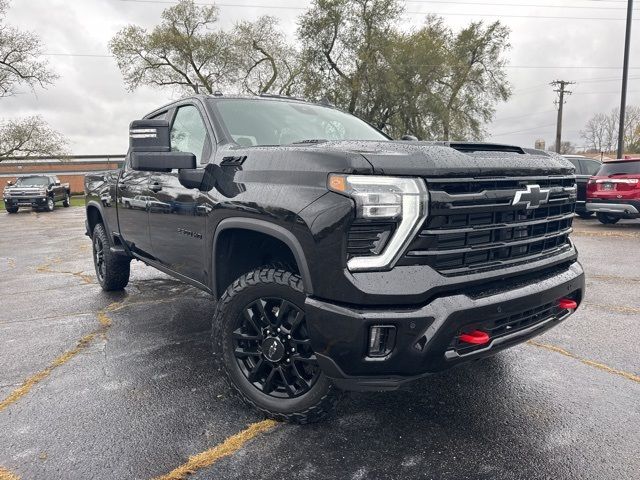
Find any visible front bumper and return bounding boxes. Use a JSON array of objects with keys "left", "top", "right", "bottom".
[
  {"left": 586, "top": 199, "right": 640, "bottom": 216},
  {"left": 3, "top": 196, "right": 48, "bottom": 208},
  {"left": 306, "top": 261, "right": 584, "bottom": 391}
]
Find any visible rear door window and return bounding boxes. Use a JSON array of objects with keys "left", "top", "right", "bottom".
[{"left": 597, "top": 161, "right": 640, "bottom": 176}]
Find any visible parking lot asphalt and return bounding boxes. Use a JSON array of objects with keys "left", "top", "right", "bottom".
[{"left": 0, "top": 207, "right": 639, "bottom": 480}]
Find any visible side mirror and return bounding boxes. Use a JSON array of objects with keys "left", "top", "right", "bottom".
[
  {"left": 6, "top": 180, "right": 13, "bottom": 186},
  {"left": 55, "top": 181, "right": 61, "bottom": 186},
  {"left": 131, "top": 151, "right": 196, "bottom": 172},
  {"left": 129, "top": 118, "right": 197, "bottom": 172},
  {"left": 129, "top": 119, "right": 171, "bottom": 152}
]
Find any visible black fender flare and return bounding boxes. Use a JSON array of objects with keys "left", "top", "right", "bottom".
[
  {"left": 85, "top": 200, "right": 114, "bottom": 246},
  {"left": 212, "top": 218, "right": 314, "bottom": 296}
]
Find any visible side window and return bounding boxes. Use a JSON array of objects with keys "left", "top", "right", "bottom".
[
  {"left": 150, "top": 111, "right": 168, "bottom": 121},
  {"left": 170, "top": 105, "right": 210, "bottom": 165},
  {"left": 566, "top": 158, "right": 581, "bottom": 173},
  {"left": 581, "top": 160, "right": 601, "bottom": 176}
]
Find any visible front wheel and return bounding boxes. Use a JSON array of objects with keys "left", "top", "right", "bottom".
[
  {"left": 213, "top": 267, "right": 340, "bottom": 424},
  {"left": 92, "top": 223, "right": 131, "bottom": 290},
  {"left": 6, "top": 206, "right": 18, "bottom": 214},
  {"left": 45, "top": 197, "right": 55, "bottom": 212},
  {"left": 596, "top": 212, "right": 620, "bottom": 225},
  {"left": 63, "top": 192, "right": 70, "bottom": 207}
]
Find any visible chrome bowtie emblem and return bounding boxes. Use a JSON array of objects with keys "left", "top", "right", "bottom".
[{"left": 512, "top": 184, "right": 550, "bottom": 209}]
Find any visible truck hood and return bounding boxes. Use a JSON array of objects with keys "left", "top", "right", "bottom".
[{"left": 242, "top": 140, "right": 574, "bottom": 178}]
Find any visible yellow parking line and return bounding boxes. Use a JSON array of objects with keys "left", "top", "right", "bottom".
[
  {"left": 0, "top": 466, "right": 20, "bottom": 480},
  {"left": 572, "top": 230, "right": 640, "bottom": 239},
  {"left": 154, "top": 420, "right": 279, "bottom": 480},
  {"left": 0, "top": 306, "right": 113, "bottom": 413},
  {"left": 527, "top": 340, "right": 640, "bottom": 384}
]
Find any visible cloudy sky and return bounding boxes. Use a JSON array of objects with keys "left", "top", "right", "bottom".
[{"left": 2, "top": 0, "right": 639, "bottom": 155}]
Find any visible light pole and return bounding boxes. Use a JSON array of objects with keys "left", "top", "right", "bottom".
[{"left": 617, "top": 0, "right": 634, "bottom": 159}]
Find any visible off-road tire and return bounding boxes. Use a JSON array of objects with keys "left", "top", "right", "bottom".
[
  {"left": 92, "top": 222, "right": 130, "bottom": 291},
  {"left": 212, "top": 267, "right": 341, "bottom": 424},
  {"left": 6, "top": 206, "right": 18, "bottom": 214},
  {"left": 63, "top": 192, "right": 71, "bottom": 207},
  {"left": 596, "top": 212, "right": 620, "bottom": 225},
  {"left": 45, "top": 196, "right": 55, "bottom": 212}
]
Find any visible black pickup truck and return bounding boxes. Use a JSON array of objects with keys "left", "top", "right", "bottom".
[
  {"left": 85, "top": 95, "right": 584, "bottom": 423},
  {"left": 3, "top": 175, "right": 71, "bottom": 213}
]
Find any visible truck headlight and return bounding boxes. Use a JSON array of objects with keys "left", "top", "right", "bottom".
[{"left": 328, "top": 174, "right": 428, "bottom": 271}]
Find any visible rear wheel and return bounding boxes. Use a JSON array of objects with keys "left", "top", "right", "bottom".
[
  {"left": 63, "top": 192, "right": 70, "bottom": 207},
  {"left": 213, "top": 267, "right": 340, "bottom": 424},
  {"left": 92, "top": 223, "right": 130, "bottom": 290},
  {"left": 596, "top": 212, "right": 620, "bottom": 225}
]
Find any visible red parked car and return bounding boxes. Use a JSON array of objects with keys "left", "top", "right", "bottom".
[{"left": 586, "top": 157, "right": 640, "bottom": 224}]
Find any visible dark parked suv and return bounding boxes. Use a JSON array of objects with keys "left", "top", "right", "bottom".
[
  {"left": 563, "top": 155, "right": 602, "bottom": 218},
  {"left": 85, "top": 95, "right": 585, "bottom": 423}
]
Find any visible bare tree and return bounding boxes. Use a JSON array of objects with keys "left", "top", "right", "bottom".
[
  {"left": 0, "top": 116, "right": 67, "bottom": 157},
  {"left": 0, "top": 1, "right": 67, "bottom": 160},
  {"left": 581, "top": 113, "right": 610, "bottom": 153},
  {"left": 109, "top": 0, "right": 236, "bottom": 94},
  {"left": 233, "top": 16, "right": 302, "bottom": 96},
  {"left": 581, "top": 106, "right": 640, "bottom": 154}
]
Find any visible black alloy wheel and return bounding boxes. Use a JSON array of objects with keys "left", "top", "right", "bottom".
[
  {"left": 93, "top": 232, "right": 106, "bottom": 283},
  {"left": 213, "top": 267, "right": 340, "bottom": 423},
  {"left": 233, "top": 297, "right": 320, "bottom": 399}
]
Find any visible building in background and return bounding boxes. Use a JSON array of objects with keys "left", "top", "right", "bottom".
[{"left": 0, "top": 155, "right": 125, "bottom": 194}]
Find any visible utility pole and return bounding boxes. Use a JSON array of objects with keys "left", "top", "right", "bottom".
[
  {"left": 551, "top": 80, "right": 575, "bottom": 153},
  {"left": 617, "top": 0, "right": 634, "bottom": 159}
]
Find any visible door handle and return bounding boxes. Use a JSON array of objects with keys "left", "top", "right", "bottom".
[{"left": 150, "top": 183, "right": 162, "bottom": 193}]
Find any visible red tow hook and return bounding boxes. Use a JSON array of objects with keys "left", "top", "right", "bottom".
[
  {"left": 559, "top": 298, "right": 578, "bottom": 310},
  {"left": 459, "top": 330, "right": 490, "bottom": 345}
]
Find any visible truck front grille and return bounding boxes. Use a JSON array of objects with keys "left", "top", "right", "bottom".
[{"left": 399, "top": 176, "right": 576, "bottom": 275}]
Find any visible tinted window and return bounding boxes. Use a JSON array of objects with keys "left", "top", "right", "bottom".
[
  {"left": 171, "top": 105, "right": 210, "bottom": 164},
  {"left": 597, "top": 161, "right": 640, "bottom": 176},
  {"left": 581, "top": 160, "right": 602, "bottom": 176},
  {"left": 565, "top": 158, "right": 581, "bottom": 172},
  {"left": 210, "top": 99, "right": 388, "bottom": 146},
  {"left": 15, "top": 176, "right": 48, "bottom": 186}
]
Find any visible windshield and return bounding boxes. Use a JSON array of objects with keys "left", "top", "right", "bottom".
[
  {"left": 210, "top": 98, "right": 389, "bottom": 146},
  {"left": 597, "top": 161, "right": 640, "bottom": 176},
  {"left": 15, "top": 176, "right": 49, "bottom": 186}
]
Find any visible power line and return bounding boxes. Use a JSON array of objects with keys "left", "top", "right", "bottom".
[
  {"left": 405, "top": 0, "right": 639, "bottom": 9},
  {"left": 116, "top": 0, "right": 639, "bottom": 20},
  {"left": 38, "top": 53, "right": 640, "bottom": 71},
  {"left": 491, "top": 122, "right": 557, "bottom": 136}
]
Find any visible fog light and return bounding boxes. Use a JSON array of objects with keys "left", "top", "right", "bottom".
[{"left": 368, "top": 325, "right": 396, "bottom": 357}]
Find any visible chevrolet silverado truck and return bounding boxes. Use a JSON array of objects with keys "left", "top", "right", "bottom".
[
  {"left": 4, "top": 175, "right": 71, "bottom": 213},
  {"left": 84, "top": 95, "right": 585, "bottom": 423}
]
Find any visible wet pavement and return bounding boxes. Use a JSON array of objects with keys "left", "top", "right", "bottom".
[{"left": 0, "top": 208, "right": 638, "bottom": 480}]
